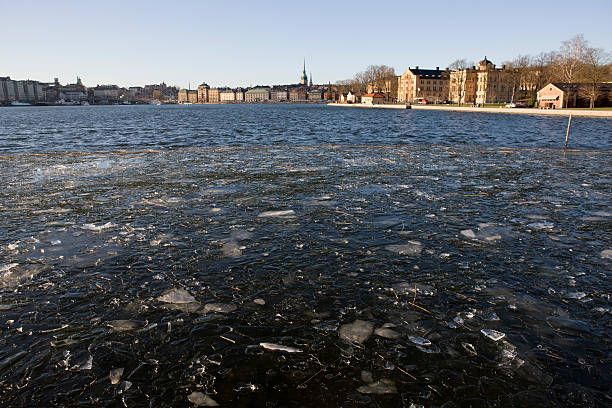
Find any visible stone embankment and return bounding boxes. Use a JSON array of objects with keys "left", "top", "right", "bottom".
[{"left": 328, "top": 103, "right": 612, "bottom": 118}]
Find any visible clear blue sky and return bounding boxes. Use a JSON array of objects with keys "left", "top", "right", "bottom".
[{"left": 2, "top": 0, "right": 611, "bottom": 88}]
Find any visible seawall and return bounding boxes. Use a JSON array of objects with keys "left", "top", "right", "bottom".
[{"left": 328, "top": 103, "right": 612, "bottom": 118}]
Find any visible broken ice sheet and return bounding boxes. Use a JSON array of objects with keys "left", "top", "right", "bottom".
[
  {"left": 357, "top": 379, "right": 397, "bottom": 394},
  {"left": 105, "top": 320, "right": 147, "bottom": 332},
  {"left": 409, "top": 336, "right": 431, "bottom": 346},
  {"left": 601, "top": 249, "right": 612, "bottom": 259},
  {"left": 80, "top": 222, "right": 116, "bottom": 232},
  {"left": 109, "top": 367, "right": 124, "bottom": 385},
  {"left": 157, "top": 288, "right": 196, "bottom": 304},
  {"left": 259, "top": 343, "right": 303, "bottom": 353},
  {"left": 481, "top": 329, "right": 506, "bottom": 341},
  {"left": 338, "top": 319, "right": 374, "bottom": 344},
  {"left": 187, "top": 391, "right": 219, "bottom": 406},
  {"left": 257, "top": 209, "right": 295, "bottom": 218},
  {"left": 202, "top": 303, "right": 237, "bottom": 313},
  {"left": 385, "top": 241, "right": 422, "bottom": 256},
  {"left": 374, "top": 327, "right": 401, "bottom": 339}
]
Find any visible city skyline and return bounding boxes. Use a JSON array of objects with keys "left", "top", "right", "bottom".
[{"left": 3, "top": 0, "right": 612, "bottom": 88}]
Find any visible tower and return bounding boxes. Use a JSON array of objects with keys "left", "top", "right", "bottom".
[
  {"left": 300, "top": 59, "right": 308, "bottom": 85},
  {"left": 309, "top": 72, "right": 312, "bottom": 87}
]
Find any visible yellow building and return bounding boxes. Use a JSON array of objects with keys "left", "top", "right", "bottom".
[
  {"left": 197, "top": 83, "right": 209, "bottom": 103},
  {"left": 450, "top": 58, "right": 515, "bottom": 104},
  {"left": 397, "top": 67, "right": 449, "bottom": 103}
]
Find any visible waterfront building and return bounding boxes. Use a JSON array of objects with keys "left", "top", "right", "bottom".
[
  {"left": 289, "top": 87, "right": 307, "bottom": 102},
  {"left": 397, "top": 66, "right": 449, "bottom": 103},
  {"left": 346, "top": 91, "right": 360, "bottom": 103},
  {"left": 0, "top": 76, "right": 44, "bottom": 103},
  {"left": 178, "top": 89, "right": 198, "bottom": 103},
  {"left": 270, "top": 88, "right": 288, "bottom": 102},
  {"left": 361, "top": 92, "right": 385, "bottom": 104},
  {"left": 235, "top": 88, "right": 245, "bottom": 102},
  {"left": 197, "top": 83, "right": 210, "bottom": 103},
  {"left": 307, "top": 88, "right": 322, "bottom": 101},
  {"left": 450, "top": 58, "right": 515, "bottom": 105},
  {"left": 93, "top": 85, "right": 121, "bottom": 104},
  {"left": 537, "top": 82, "right": 612, "bottom": 109},
  {"left": 219, "top": 89, "right": 236, "bottom": 102},
  {"left": 245, "top": 88, "right": 270, "bottom": 102},
  {"left": 207, "top": 88, "right": 220, "bottom": 103}
]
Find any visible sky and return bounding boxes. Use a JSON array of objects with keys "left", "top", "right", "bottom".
[{"left": 2, "top": 0, "right": 611, "bottom": 89}]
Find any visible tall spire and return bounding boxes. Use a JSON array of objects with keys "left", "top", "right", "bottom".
[
  {"left": 309, "top": 72, "right": 313, "bottom": 87},
  {"left": 300, "top": 58, "right": 308, "bottom": 85}
]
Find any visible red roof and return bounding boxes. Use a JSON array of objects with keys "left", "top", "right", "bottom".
[{"left": 363, "top": 93, "right": 385, "bottom": 97}]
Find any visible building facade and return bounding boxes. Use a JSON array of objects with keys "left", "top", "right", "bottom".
[
  {"left": 0, "top": 77, "right": 44, "bottom": 103},
  {"left": 197, "top": 83, "right": 209, "bottom": 103},
  {"left": 537, "top": 82, "right": 612, "bottom": 109},
  {"left": 361, "top": 92, "right": 385, "bottom": 104},
  {"left": 270, "top": 88, "right": 288, "bottom": 101},
  {"left": 219, "top": 89, "right": 236, "bottom": 102},
  {"left": 245, "top": 88, "right": 269, "bottom": 102},
  {"left": 208, "top": 88, "right": 220, "bottom": 103},
  {"left": 178, "top": 89, "right": 198, "bottom": 103},
  {"left": 450, "top": 58, "right": 515, "bottom": 105},
  {"left": 397, "top": 67, "right": 449, "bottom": 103}
]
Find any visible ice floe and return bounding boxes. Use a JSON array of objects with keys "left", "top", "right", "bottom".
[
  {"left": 385, "top": 241, "right": 422, "bottom": 256},
  {"left": 338, "top": 319, "right": 374, "bottom": 344},
  {"left": 257, "top": 210, "right": 295, "bottom": 218},
  {"left": 157, "top": 288, "right": 197, "bottom": 304},
  {"left": 481, "top": 329, "right": 506, "bottom": 341},
  {"left": 357, "top": 379, "right": 397, "bottom": 394},
  {"left": 259, "top": 342, "right": 303, "bottom": 353}
]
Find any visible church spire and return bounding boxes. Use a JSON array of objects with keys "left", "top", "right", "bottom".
[
  {"left": 300, "top": 58, "right": 308, "bottom": 85},
  {"left": 309, "top": 72, "right": 312, "bottom": 87}
]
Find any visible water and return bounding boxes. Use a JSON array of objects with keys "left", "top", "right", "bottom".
[{"left": 0, "top": 105, "right": 611, "bottom": 407}]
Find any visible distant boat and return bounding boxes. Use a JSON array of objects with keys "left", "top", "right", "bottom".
[
  {"left": 150, "top": 100, "right": 162, "bottom": 105},
  {"left": 10, "top": 101, "right": 31, "bottom": 106},
  {"left": 81, "top": 101, "right": 90, "bottom": 106}
]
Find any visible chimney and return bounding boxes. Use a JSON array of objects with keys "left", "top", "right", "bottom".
[
  {"left": 415, "top": 66, "right": 419, "bottom": 69},
  {"left": 436, "top": 66, "right": 439, "bottom": 70}
]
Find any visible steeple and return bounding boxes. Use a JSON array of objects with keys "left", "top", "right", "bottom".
[
  {"left": 300, "top": 59, "right": 308, "bottom": 85},
  {"left": 309, "top": 72, "right": 312, "bottom": 87}
]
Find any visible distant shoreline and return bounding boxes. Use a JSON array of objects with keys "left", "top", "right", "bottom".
[{"left": 328, "top": 103, "right": 612, "bottom": 118}]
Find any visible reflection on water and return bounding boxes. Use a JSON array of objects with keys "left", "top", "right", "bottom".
[{"left": 1, "top": 143, "right": 610, "bottom": 407}]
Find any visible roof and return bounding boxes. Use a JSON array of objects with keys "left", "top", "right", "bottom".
[
  {"left": 479, "top": 56, "right": 493, "bottom": 65},
  {"left": 548, "top": 82, "right": 612, "bottom": 91},
  {"left": 246, "top": 88, "right": 269, "bottom": 94},
  {"left": 407, "top": 68, "right": 445, "bottom": 79},
  {"left": 362, "top": 93, "right": 385, "bottom": 97}
]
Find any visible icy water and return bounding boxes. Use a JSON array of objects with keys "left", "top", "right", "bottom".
[{"left": 0, "top": 105, "right": 611, "bottom": 407}]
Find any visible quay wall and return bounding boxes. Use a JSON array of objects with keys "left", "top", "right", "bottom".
[{"left": 328, "top": 103, "right": 612, "bottom": 118}]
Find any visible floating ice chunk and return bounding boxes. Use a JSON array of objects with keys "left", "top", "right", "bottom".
[
  {"left": 221, "top": 241, "right": 242, "bottom": 258},
  {"left": 73, "top": 355, "right": 93, "bottom": 370},
  {"left": 483, "top": 234, "right": 502, "bottom": 242},
  {"left": 361, "top": 370, "right": 374, "bottom": 383},
  {"left": 50, "top": 240, "right": 62, "bottom": 246},
  {"left": 314, "top": 321, "right": 339, "bottom": 332},
  {"left": 374, "top": 327, "right": 401, "bottom": 339},
  {"left": 564, "top": 292, "right": 586, "bottom": 300},
  {"left": 203, "top": 303, "right": 237, "bottom": 313},
  {"left": 601, "top": 249, "right": 612, "bottom": 259},
  {"left": 481, "top": 329, "right": 506, "bottom": 341},
  {"left": 392, "top": 282, "right": 437, "bottom": 297},
  {"left": 117, "top": 380, "right": 132, "bottom": 394},
  {"left": 546, "top": 316, "right": 591, "bottom": 333},
  {"left": 460, "top": 229, "right": 476, "bottom": 239},
  {"left": 338, "top": 319, "right": 375, "bottom": 344},
  {"left": 253, "top": 298, "right": 265, "bottom": 305},
  {"left": 259, "top": 342, "right": 303, "bottom": 353},
  {"left": 527, "top": 222, "right": 554, "bottom": 231},
  {"left": 357, "top": 379, "right": 397, "bottom": 394},
  {"left": 81, "top": 222, "right": 116, "bottom": 232},
  {"left": 0, "top": 263, "right": 18, "bottom": 273},
  {"left": 187, "top": 391, "right": 219, "bottom": 406},
  {"left": 385, "top": 241, "right": 422, "bottom": 256},
  {"left": 594, "top": 211, "right": 612, "bottom": 217},
  {"left": 157, "top": 288, "right": 196, "bottom": 304},
  {"left": 7, "top": 243, "right": 19, "bottom": 251},
  {"left": 409, "top": 336, "right": 431, "bottom": 346},
  {"left": 257, "top": 210, "right": 295, "bottom": 218},
  {"left": 481, "top": 311, "right": 501, "bottom": 321},
  {"left": 106, "top": 320, "right": 147, "bottom": 331},
  {"left": 416, "top": 344, "right": 440, "bottom": 353},
  {"left": 462, "top": 342, "right": 477, "bottom": 356},
  {"left": 109, "top": 367, "right": 124, "bottom": 385}
]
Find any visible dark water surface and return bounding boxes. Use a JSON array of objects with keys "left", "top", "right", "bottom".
[{"left": 0, "top": 105, "right": 611, "bottom": 407}]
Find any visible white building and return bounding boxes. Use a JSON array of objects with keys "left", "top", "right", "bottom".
[{"left": 0, "top": 77, "right": 44, "bottom": 102}]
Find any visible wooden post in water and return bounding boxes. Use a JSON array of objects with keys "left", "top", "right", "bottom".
[{"left": 565, "top": 114, "right": 572, "bottom": 147}]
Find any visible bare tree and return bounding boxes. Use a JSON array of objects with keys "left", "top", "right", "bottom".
[
  {"left": 579, "top": 47, "right": 610, "bottom": 108},
  {"left": 532, "top": 51, "right": 558, "bottom": 90},
  {"left": 448, "top": 59, "right": 474, "bottom": 71},
  {"left": 554, "top": 34, "right": 589, "bottom": 107}
]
